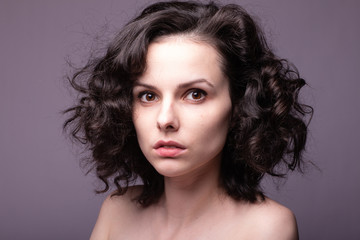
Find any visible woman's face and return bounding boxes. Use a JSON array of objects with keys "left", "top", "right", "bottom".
[{"left": 132, "top": 37, "right": 232, "bottom": 178}]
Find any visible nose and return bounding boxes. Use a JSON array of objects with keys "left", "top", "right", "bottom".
[{"left": 157, "top": 99, "right": 179, "bottom": 132}]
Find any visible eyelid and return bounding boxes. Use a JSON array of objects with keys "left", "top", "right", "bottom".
[
  {"left": 137, "top": 90, "right": 159, "bottom": 103},
  {"left": 134, "top": 87, "right": 208, "bottom": 103},
  {"left": 183, "top": 88, "right": 207, "bottom": 102}
]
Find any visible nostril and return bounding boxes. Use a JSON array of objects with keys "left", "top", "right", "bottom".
[
  {"left": 156, "top": 105, "right": 179, "bottom": 131},
  {"left": 157, "top": 117, "right": 179, "bottom": 131},
  {"left": 157, "top": 121, "right": 175, "bottom": 130}
]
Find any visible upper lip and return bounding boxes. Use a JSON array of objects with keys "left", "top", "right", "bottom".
[{"left": 153, "top": 140, "right": 186, "bottom": 149}]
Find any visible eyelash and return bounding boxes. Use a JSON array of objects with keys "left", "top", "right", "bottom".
[
  {"left": 138, "top": 91, "right": 158, "bottom": 103},
  {"left": 184, "top": 89, "right": 207, "bottom": 102},
  {"left": 137, "top": 89, "right": 207, "bottom": 103}
]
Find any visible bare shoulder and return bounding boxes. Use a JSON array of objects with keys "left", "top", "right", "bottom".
[
  {"left": 243, "top": 197, "right": 299, "bottom": 240},
  {"left": 90, "top": 185, "right": 143, "bottom": 240}
]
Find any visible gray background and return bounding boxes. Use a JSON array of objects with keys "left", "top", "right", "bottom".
[{"left": 1, "top": 0, "right": 359, "bottom": 239}]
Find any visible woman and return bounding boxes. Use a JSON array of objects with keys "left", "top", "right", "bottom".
[{"left": 64, "top": 1, "right": 312, "bottom": 239}]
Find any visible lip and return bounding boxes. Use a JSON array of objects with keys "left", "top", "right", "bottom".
[{"left": 153, "top": 140, "right": 186, "bottom": 158}]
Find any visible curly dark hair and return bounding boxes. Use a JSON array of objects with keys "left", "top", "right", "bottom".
[{"left": 64, "top": 1, "right": 312, "bottom": 206}]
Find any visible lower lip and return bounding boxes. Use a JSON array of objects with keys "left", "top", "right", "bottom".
[{"left": 155, "top": 147, "right": 186, "bottom": 158}]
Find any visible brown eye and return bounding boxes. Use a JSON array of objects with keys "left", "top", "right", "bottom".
[
  {"left": 191, "top": 91, "right": 202, "bottom": 100},
  {"left": 145, "top": 93, "right": 155, "bottom": 101},
  {"left": 139, "top": 92, "right": 158, "bottom": 102},
  {"left": 185, "top": 89, "right": 207, "bottom": 102}
]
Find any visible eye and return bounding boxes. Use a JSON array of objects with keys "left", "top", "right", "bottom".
[
  {"left": 184, "top": 89, "right": 207, "bottom": 102},
  {"left": 138, "top": 91, "right": 158, "bottom": 103}
]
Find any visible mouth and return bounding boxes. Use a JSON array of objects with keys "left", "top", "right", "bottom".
[
  {"left": 153, "top": 140, "right": 186, "bottom": 157},
  {"left": 154, "top": 140, "right": 186, "bottom": 149}
]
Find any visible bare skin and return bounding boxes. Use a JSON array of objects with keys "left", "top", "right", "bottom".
[
  {"left": 90, "top": 186, "right": 298, "bottom": 240},
  {"left": 90, "top": 37, "right": 299, "bottom": 240}
]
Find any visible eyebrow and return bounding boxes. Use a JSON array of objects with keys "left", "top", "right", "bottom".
[
  {"left": 133, "top": 82, "right": 157, "bottom": 90},
  {"left": 134, "top": 79, "right": 215, "bottom": 89},
  {"left": 178, "top": 79, "right": 214, "bottom": 89}
]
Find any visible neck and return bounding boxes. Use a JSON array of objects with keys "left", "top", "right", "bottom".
[{"left": 157, "top": 159, "right": 225, "bottom": 227}]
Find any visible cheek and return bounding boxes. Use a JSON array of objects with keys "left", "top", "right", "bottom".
[
  {"left": 190, "top": 104, "right": 231, "bottom": 146},
  {"left": 132, "top": 108, "right": 146, "bottom": 141},
  {"left": 132, "top": 109, "right": 140, "bottom": 134},
  {"left": 206, "top": 113, "right": 230, "bottom": 140},
  {"left": 132, "top": 107, "right": 156, "bottom": 148}
]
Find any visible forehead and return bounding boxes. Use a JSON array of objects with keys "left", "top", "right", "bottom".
[{"left": 138, "top": 36, "right": 225, "bottom": 85}]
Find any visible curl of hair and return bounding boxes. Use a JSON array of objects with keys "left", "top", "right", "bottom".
[{"left": 64, "top": 1, "right": 313, "bottom": 206}]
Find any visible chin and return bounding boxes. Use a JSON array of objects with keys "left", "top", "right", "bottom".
[{"left": 152, "top": 160, "right": 190, "bottom": 178}]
